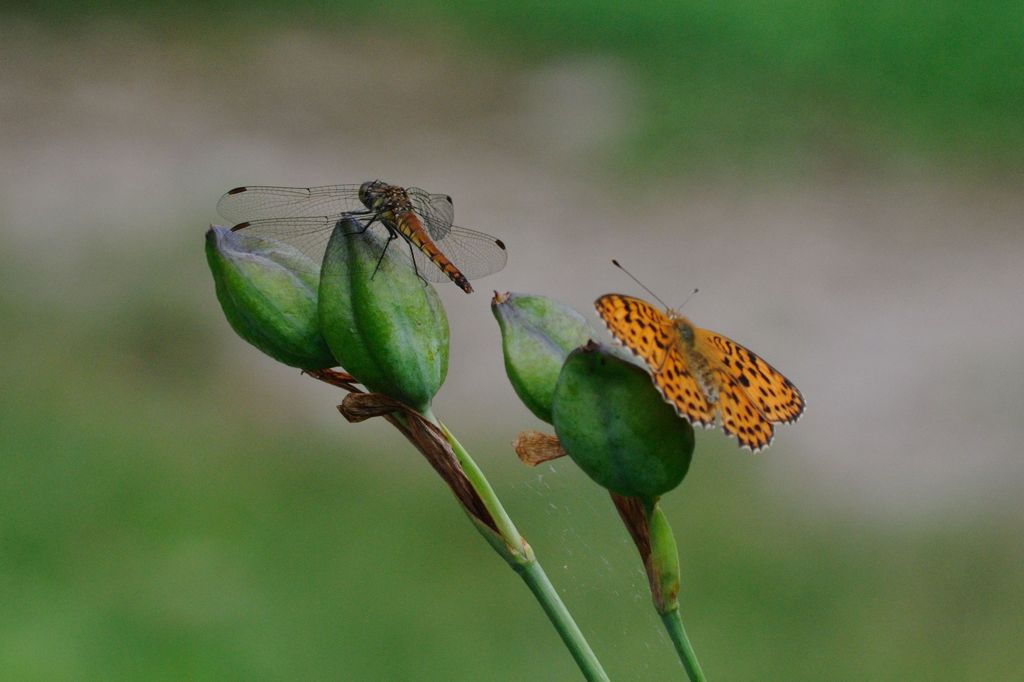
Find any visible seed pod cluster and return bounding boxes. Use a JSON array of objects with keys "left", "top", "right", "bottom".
[{"left": 493, "top": 293, "right": 694, "bottom": 500}]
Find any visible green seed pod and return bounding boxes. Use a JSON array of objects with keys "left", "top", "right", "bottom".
[
  {"left": 647, "top": 503, "right": 681, "bottom": 612},
  {"left": 492, "top": 292, "right": 593, "bottom": 423},
  {"left": 205, "top": 225, "right": 336, "bottom": 369},
  {"left": 318, "top": 219, "right": 449, "bottom": 414},
  {"left": 552, "top": 342, "right": 694, "bottom": 500}
]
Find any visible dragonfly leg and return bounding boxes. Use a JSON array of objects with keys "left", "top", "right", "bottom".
[
  {"left": 341, "top": 210, "right": 378, "bottom": 236},
  {"left": 370, "top": 229, "right": 399, "bottom": 280},
  {"left": 404, "top": 236, "right": 429, "bottom": 287}
]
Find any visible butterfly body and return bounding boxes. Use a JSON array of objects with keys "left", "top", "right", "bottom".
[
  {"left": 666, "top": 316, "right": 718, "bottom": 403},
  {"left": 595, "top": 294, "right": 804, "bottom": 453}
]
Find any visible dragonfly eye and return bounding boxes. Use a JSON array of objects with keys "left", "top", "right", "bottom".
[{"left": 358, "top": 181, "right": 375, "bottom": 208}]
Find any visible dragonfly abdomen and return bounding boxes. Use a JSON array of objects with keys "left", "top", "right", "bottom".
[{"left": 393, "top": 211, "right": 473, "bottom": 293}]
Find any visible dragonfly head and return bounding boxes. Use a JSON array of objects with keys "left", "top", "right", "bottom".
[{"left": 358, "top": 180, "right": 388, "bottom": 211}]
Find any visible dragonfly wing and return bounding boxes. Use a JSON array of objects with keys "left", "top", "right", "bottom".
[
  {"left": 228, "top": 215, "right": 365, "bottom": 272},
  {"left": 222, "top": 184, "right": 506, "bottom": 285},
  {"left": 404, "top": 188, "right": 506, "bottom": 280},
  {"left": 217, "top": 185, "right": 365, "bottom": 223},
  {"left": 430, "top": 225, "right": 508, "bottom": 280},
  {"left": 233, "top": 216, "right": 506, "bottom": 284},
  {"left": 389, "top": 225, "right": 508, "bottom": 283},
  {"left": 407, "top": 187, "right": 454, "bottom": 241}
]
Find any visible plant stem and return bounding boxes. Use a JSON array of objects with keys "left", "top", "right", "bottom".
[
  {"left": 661, "top": 608, "right": 706, "bottom": 682},
  {"left": 436, "top": 418, "right": 609, "bottom": 682},
  {"left": 517, "top": 559, "right": 609, "bottom": 682},
  {"left": 435, "top": 419, "right": 528, "bottom": 558}
]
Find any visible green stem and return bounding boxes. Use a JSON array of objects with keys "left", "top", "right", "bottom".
[
  {"left": 643, "top": 501, "right": 706, "bottom": 679},
  {"left": 661, "top": 609, "right": 706, "bottom": 681},
  {"left": 435, "top": 419, "right": 529, "bottom": 560},
  {"left": 435, "top": 417, "right": 609, "bottom": 682},
  {"left": 517, "top": 560, "right": 609, "bottom": 682}
]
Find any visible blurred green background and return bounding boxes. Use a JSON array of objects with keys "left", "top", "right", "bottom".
[{"left": 3, "top": 2, "right": 1023, "bottom": 680}]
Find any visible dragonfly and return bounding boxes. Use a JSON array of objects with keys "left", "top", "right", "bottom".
[{"left": 216, "top": 180, "right": 508, "bottom": 293}]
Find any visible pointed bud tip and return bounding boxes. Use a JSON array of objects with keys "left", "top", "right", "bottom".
[
  {"left": 205, "top": 223, "right": 335, "bottom": 369},
  {"left": 492, "top": 293, "right": 595, "bottom": 423}
]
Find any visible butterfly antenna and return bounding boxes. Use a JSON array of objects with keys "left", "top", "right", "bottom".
[
  {"left": 611, "top": 259, "right": 672, "bottom": 310},
  {"left": 678, "top": 287, "right": 700, "bottom": 310}
]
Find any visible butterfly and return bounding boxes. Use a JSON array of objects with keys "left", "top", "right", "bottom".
[{"left": 595, "top": 293, "right": 804, "bottom": 452}]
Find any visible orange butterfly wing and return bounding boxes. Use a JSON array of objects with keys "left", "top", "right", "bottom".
[
  {"left": 694, "top": 329, "right": 805, "bottom": 425},
  {"left": 595, "top": 295, "right": 715, "bottom": 427},
  {"left": 713, "top": 369, "right": 776, "bottom": 452},
  {"left": 653, "top": 345, "right": 716, "bottom": 428}
]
